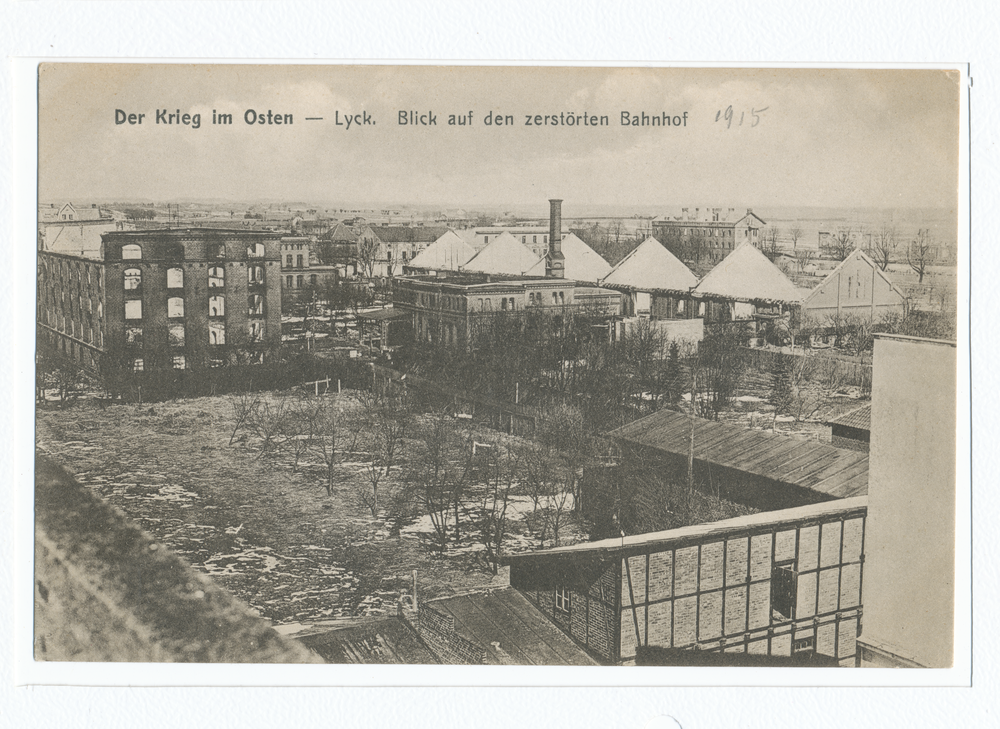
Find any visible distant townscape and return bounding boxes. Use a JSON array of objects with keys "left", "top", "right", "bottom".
[{"left": 35, "top": 196, "right": 956, "bottom": 668}]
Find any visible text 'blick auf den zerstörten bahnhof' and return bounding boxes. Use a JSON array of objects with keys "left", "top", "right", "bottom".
[{"left": 114, "top": 109, "right": 693, "bottom": 131}]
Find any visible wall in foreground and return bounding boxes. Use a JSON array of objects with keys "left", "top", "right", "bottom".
[
  {"left": 34, "top": 458, "right": 319, "bottom": 663},
  {"left": 860, "top": 334, "right": 956, "bottom": 668}
]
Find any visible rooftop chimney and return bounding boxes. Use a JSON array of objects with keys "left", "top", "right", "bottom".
[{"left": 546, "top": 199, "right": 564, "bottom": 279}]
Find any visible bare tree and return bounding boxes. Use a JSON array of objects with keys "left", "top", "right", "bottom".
[
  {"left": 228, "top": 390, "right": 261, "bottom": 445},
  {"left": 356, "top": 235, "right": 380, "bottom": 280},
  {"left": 476, "top": 441, "right": 520, "bottom": 575},
  {"left": 907, "top": 228, "right": 935, "bottom": 284},
  {"left": 794, "top": 246, "right": 815, "bottom": 274},
  {"left": 308, "top": 394, "right": 363, "bottom": 497},
  {"left": 280, "top": 394, "right": 318, "bottom": 473},
  {"left": 246, "top": 394, "right": 290, "bottom": 459},
  {"left": 407, "top": 413, "right": 474, "bottom": 552},
  {"left": 823, "top": 226, "right": 856, "bottom": 261},
  {"left": 357, "top": 385, "right": 410, "bottom": 518},
  {"left": 788, "top": 225, "right": 804, "bottom": 252},
  {"left": 760, "top": 226, "right": 781, "bottom": 261},
  {"left": 870, "top": 223, "right": 898, "bottom": 271}
]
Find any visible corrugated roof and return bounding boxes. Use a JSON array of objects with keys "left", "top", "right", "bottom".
[
  {"left": 610, "top": 409, "right": 869, "bottom": 500},
  {"left": 407, "top": 230, "right": 476, "bottom": 270},
  {"left": 297, "top": 617, "right": 438, "bottom": 664},
  {"left": 693, "top": 243, "right": 803, "bottom": 304},
  {"left": 827, "top": 404, "right": 871, "bottom": 431},
  {"left": 601, "top": 236, "right": 699, "bottom": 292},
  {"left": 559, "top": 233, "right": 613, "bottom": 283},
  {"left": 462, "top": 232, "right": 544, "bottom": 276},
  {"left": 424, "top": 588, "right": 599, "bottom": 666}
]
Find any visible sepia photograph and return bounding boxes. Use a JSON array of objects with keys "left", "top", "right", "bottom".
[{"left": 30, "top": 63, "right": 964, "bottom": 674}]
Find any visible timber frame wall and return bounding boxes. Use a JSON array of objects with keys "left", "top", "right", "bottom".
[{"left": 511, "top": 498, "right": 866, "bottom": 666}]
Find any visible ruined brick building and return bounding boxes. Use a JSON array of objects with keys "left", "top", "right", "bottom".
[{"left": 37, "top": 228, "right": 283, "bottom": 371}]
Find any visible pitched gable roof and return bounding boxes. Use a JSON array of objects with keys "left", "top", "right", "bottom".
[
  {"left": 559, "top": 233, "right": 613, "bottom": 283},
  {"left": 407, "top": 230, "right": 476, "bottom": 271},
  {"left": 600, "top": 236, "right": 698, "bottom": 293},
  {"left": 803, "top": 248, "right": 907, "bottom": 306},
  {"left": 693, "top": 242, "right": 803, "bottom": 304},
  {"left": 327, "top": 222, "right": 358, "bottom": 243},
  {"left": 462, "top": 231, "right": 544, "bottom": 276}
]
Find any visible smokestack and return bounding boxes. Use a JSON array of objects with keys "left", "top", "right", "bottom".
[{"left": 547, "top": 199, "right": 564, "bottom": 279}]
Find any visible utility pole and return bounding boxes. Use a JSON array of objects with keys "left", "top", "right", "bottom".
[{"left": 688, "top": 367, "right": 696, "bottom": 498}]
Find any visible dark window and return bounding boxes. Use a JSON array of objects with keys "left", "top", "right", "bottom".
[{"left": 771, "top": 562, "right": 797, "bottom": 620}]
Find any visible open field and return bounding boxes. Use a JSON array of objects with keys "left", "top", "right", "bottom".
[{"left": 35, "top": 393, "right": 589, "bottom": 628}]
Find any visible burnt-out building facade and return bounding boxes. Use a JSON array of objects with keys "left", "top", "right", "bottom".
[
  {"left": 38, "top": 228, "right": 283, "bottom": 371},
  {"left": 507, "top": 497, "right": 867, "bottom": 666}
]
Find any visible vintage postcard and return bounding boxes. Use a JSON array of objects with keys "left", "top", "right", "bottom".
[{"left": 26, "top": 62, "right": 968, "bottom": 684}]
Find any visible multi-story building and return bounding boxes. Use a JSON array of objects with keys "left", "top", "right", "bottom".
[
  {"left": 471, "top": 226, "right": 568, "bottom": 259},
  {"left": 37, "top": 228, "right": 283, "bottom": 372},
  {"left": 395, "top": 273, "right": 619, "bottom": 347},
  {"left": 652, "top": 208, "right": 765, "bottom": 266},
  {"left": 393, "top": 200, "right": 621, "bottom": 347}
]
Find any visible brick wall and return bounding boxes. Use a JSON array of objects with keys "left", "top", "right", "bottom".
[
  {"left": 512, "top": 498, "right": 866, "bottom": 666},
  {"left": 414, "top": 606, "right": 487, "bottom": 664},
  {"left": 618, "top": 502, "right": 866, "bottom": 665}
]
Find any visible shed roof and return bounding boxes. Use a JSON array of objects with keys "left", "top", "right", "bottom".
[
  {"left": 424, "top": 588, "right": 599, "bottom": 666},
  {"left": 693, "top": 243, "right": 803, "bottom": 304},
  {"left": 601, "top": 236, "right": 699, "bottom": 293},
  {"left": 827, "top": 404, "right": 871, "bottom": 431},
  {"left": 462, "top": 232, "right": 544, "bottom": 276},
  {"left": 610, "top": 409, "right": 869, "bottom": 500},
  {"left": 406, "top": 230, "right": 476, "bottom": 270},
  {"left": 297, "top": 617, "right": 438, "bottom": 664}
]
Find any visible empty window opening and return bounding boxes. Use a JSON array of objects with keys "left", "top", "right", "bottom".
[
  {"left": 167, "top": 267, "right": 184, "bottom": 289},
  {"left": 124, "top": 268, "right": 141, "bottom": 290},
  {"left": 209, "top": 295, "right": 225, "bottom": 317},
  {"left": 167, "top": 297, "right": 185, "bottom": 319}
]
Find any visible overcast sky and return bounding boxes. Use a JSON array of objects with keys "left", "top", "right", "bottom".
[{"left": 38, "top": 64, "right": 960, "bottom": 212}]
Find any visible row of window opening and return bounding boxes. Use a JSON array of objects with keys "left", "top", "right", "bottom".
[
  {"left": 124, "top": 266, "right": 264, "bottom": 290},
  {"left": 120, "top": 242, "right": 267, "bottom": 260},
  {"left": 123, "top": 294, "right": 265, "bottom": 321}
]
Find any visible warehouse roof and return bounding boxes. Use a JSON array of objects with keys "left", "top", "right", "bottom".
[
  {"left": 407, "top": 230, "right": 476, "bottom": 271},
  {"left": 610, "top": 409, "right": 869, "bottom": 500},
  {"left": 693, "top": 243, "right": 803, "bottom": 304},
  {"left": 424, "top": 588, "right": 599, "bottom": 666},
  {"left": 559, "top": 233, "right": 613, "bottom": 283},
  {"left": 462, "top": 232, "right": 544, "bottom": 276},
  {"left": 601, "top": 236, "right": 699, "bottom": 293}
]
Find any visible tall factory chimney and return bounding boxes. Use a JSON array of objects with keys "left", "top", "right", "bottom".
[{"left": 546, "top": 199, "right": 565, "bottom": 279}]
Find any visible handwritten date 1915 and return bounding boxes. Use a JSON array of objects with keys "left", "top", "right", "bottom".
[{"left": 715, "top": 105, "right": 768, "bottom": 128}]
